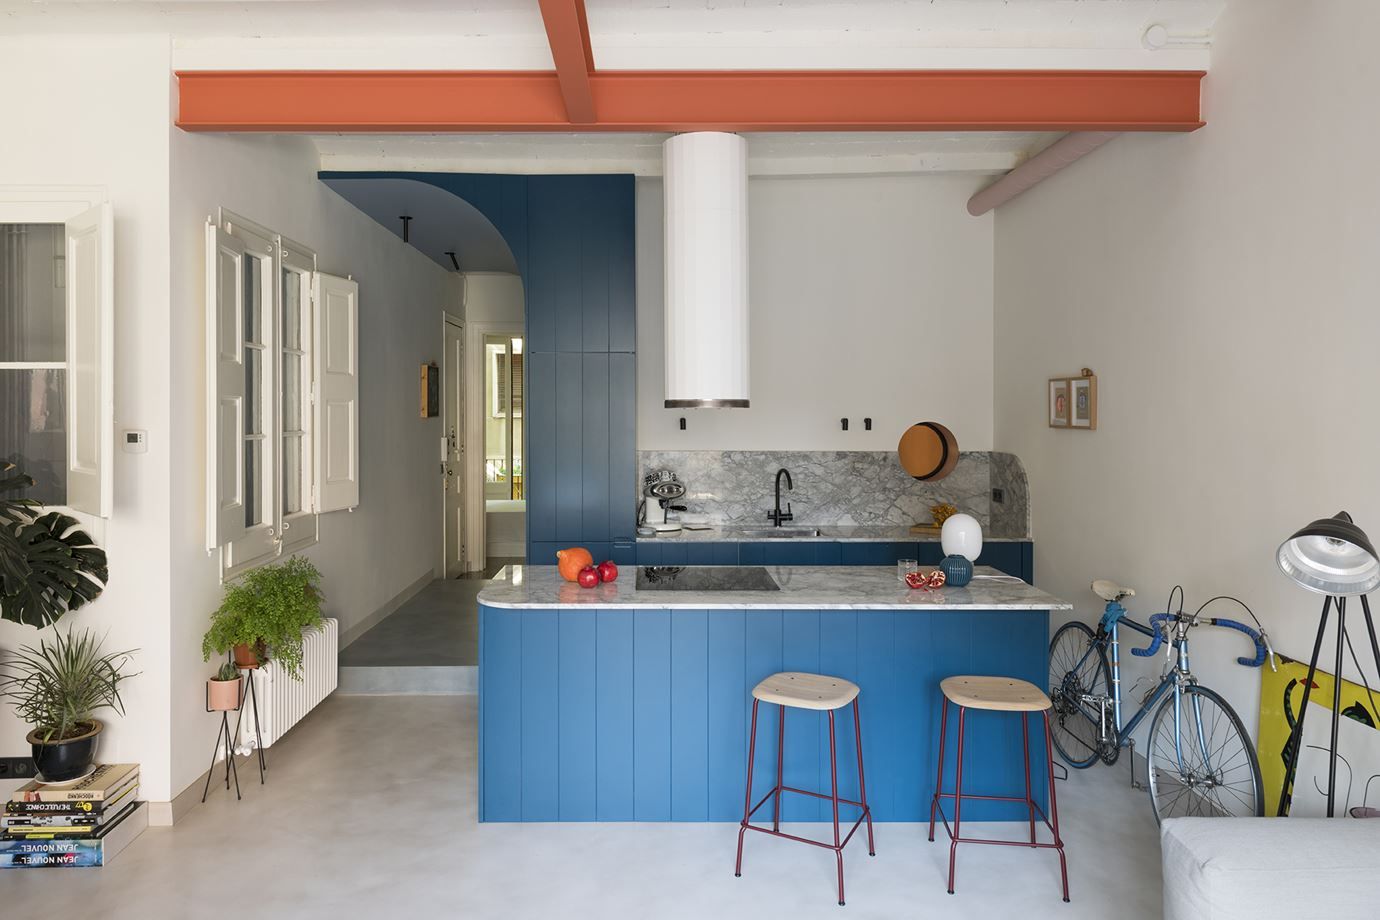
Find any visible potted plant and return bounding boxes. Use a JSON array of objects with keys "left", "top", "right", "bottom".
[
  {"left": 0, "top": 461, "right": 108, "bottom": 628},
  {"left": 0, "top": 629, "right": 136, "bottom": 782},
  {"left": 201, "top": 556, "right": 324, "bottom": 680},
  {"left": 207, "top": 661, "right": 243, "bottom": 711}
]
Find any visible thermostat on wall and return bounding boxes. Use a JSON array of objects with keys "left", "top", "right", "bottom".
[{"left": 123, "top": 430, "right": 147, "bottom": 453}]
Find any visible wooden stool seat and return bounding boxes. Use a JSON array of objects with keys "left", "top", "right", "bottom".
[
  {"left": 753, "top": 672, "right": 860, "bottom": 711},
  {"left": 940, "top": 675, "right": 1051, "bottom": 713}
]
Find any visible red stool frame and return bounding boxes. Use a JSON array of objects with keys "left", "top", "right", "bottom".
[
  {"left": 734, "top": 698, "right": 875, "bottom": 906},
  {"left": 927, "top": 696, "right": 1070, "bottom": 902}
]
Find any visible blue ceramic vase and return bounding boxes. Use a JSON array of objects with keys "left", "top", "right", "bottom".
[{"left": 939, "top": 554, "right": 973, "bottom": 587}]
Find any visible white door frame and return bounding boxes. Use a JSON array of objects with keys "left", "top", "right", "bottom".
[
  {"left": 440, "top": 311, "right": 464, "bottom": 577},
  {"left": 465, "top": 320, "right": 523, "bottom": 572}
]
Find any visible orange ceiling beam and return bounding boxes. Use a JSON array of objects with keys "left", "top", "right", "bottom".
[
  {"left": 537, "top": 0, "right": 596, "bottom": 124},
  {"left": 175, "top": 69, "right": 1205, "bottom": 133}
]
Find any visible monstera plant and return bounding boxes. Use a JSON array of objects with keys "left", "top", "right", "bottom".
[{"left": 0, "top": 462, "right": 108, "bottom": 627}]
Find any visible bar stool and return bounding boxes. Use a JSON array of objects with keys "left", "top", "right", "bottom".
[
  {"left": 928, "top": 675, "right": 1069, "bottom": 902},
  {"left": 734, "top": 671, "right": 875, "bottom": 907}
]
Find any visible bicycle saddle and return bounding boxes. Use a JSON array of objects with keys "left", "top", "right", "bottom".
[{"left": 1092, "top": 579, "right": 1135, "bottom": 602}]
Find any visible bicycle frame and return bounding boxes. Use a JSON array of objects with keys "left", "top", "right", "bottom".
[{"left": 1077, "top": 601, "right": 1215, "bottom": 775}]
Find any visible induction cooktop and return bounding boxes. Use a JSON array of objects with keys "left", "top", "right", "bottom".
[{"left": 635, "top": 566, "right": 780, "bottom": 592}]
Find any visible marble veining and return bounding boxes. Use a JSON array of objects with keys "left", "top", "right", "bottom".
[
  {"left": 478, "top": 564, "right": 1071, "bottom": 611},
  {"left": 637, "top": 450, "right": 1029, "bottom": 538},
  {"left": 635, "top": 524, "right": 1028, "bottom": 543}
]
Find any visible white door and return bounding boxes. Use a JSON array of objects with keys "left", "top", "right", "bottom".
[{"left": 442, "top": 317, "right": 465, "bottom": 577}]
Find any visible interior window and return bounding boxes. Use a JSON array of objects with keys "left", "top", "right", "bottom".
[
  {"left": 281, "top": 265, "right": 308, "bottom": 517},
  {"left": 0, "top": 222, "right": 67, "bottom": 504}
]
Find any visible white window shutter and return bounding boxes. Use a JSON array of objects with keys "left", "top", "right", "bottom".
[
  {"left": 64, "top": 203, "right": 114, "bottom": 518},
  {"left": 206, "top": 220, "right": 250, "bottom": 549},
  {"left": 313, "top": 272, "right": 359, "bottom": 512}
]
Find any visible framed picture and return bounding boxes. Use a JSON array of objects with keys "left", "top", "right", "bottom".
[
  {"left": 420, "top": 362, "right": 439, "bottom": 418},
  {"left": 1071, "top": 376, "right": 1097, "bottom": 429},
  {"left": 1048, "top": 379, "right": 1070, "bottom": 428},
  {"left": 1049, "top": 370, "right": 1097, "bottom": 431}
]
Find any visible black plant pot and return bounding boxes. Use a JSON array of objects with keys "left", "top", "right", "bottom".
[{"left": 28, "top": 720, "right": 102, "bottom": 783}]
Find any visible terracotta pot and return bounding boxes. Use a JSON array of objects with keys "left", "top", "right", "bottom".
[
  {"left": 28, "top": 720, "right": 102, "bottom": 783},
  {"left": 233, "top": 641, "right": 268, "bottom": 669},
  {"left": 207, "top": 676, "right": 243, "bottom": 712}
]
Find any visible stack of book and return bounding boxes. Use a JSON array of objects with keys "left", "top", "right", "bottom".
[{"left": 1, "top": 763, "right": 145, "bottom": 868}]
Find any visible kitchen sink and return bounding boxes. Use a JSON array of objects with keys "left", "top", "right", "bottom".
[{"left": 739, "top": 527, "right": 824, "bottom": 539}]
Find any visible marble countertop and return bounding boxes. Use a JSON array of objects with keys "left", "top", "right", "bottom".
[
  {"left": 478, "top": 565, "right": 1071, "bottom": 611},
  {"left": 635, "top": 524, "right": 1029, "bottom": 543}
]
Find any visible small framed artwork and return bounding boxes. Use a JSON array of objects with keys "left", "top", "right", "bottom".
[
  {"left": 1049, "top": 369, "right": 1097, "bottom": 431},
  {"left": 1048, "top": 379, "right": 1070, "bottom": 428},
  {"left": 420, "top": 362, "right": 440, "bottom": 418}
]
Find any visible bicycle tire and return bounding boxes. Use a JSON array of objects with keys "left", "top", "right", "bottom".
[
  {"left": 1145, "top": 683, "right": 1264, "bottom": 823},
  {"left": 1048, "top": 621, "right": 1113, "bottom": 769}
]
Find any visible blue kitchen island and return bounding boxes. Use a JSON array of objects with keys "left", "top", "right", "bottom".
[{"left": 477, "top": 565, "right": 1071, "bottom": 823}]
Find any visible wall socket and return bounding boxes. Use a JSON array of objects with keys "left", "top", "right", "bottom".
[
  {"left": 0, "top": 756, "right": 38, "bottom": 780},
  {"left": 991, "top": 488, "right": 1005, "bottom": 504}
]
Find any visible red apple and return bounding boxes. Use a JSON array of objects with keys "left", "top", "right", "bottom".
[
  {"left": 577, "top": 566, "right": 600, "bottom": 589},
  {"left": 597, "top": 560, "right": 619, "bottom": 584}
]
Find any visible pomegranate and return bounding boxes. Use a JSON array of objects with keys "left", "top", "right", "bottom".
[
  {"left": 577, "top": 566, "right": 600, "bottom": 589},
  {"left": 597, "top": 560, "right": 619, "bottom": 584}
]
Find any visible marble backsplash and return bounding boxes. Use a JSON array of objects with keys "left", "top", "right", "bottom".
[{"left": 638, "top": 450, "right": 1031, "bottom": 538}]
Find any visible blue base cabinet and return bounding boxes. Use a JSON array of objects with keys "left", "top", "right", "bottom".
[
  {"left": 633, "top": 541, "right": 1034, "bottom": 583},
  {"left": 480, "top": 604, "right": 1050, "bottom": 823}
]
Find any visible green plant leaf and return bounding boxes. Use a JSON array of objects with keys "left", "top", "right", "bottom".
[
  {"left": 0, "top": 512, "right": 109, "bottom": 628},
  {"left": 0, "top": 628, "right": 137, "bottom": 740},
  {"left": 202, "top": 556, "right": 323, "bottom": 680}
]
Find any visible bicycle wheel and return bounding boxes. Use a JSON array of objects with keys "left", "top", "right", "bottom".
[
  {"left": 1146, "top": 684, "right": 1264, "bottom": 822},
  {"left": 1048, "top": 621, "right": 1112, "bottom": 768}
]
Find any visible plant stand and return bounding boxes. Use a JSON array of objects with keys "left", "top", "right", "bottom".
[
  {"left": 231, "top": 665, "right": 268, "bottom": 785},
  {"left": 202, "top": 680, "right": 244, "bottom": 803}
]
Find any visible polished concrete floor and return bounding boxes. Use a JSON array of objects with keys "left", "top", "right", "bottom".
[
  {"left": 338, "top": 558, "right": 521, "bottom": 670},
  {"left": 5, "top": 694, "right": 1164, "bottom": 919}
]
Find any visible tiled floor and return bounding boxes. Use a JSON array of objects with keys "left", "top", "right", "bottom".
[{"left": 5, "top": 694, "right": 1165, "bottom": 919}]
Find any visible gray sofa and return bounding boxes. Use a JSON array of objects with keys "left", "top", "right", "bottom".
[{"left": 1161, "top": 817, "right": 1380, "bottom": 919}]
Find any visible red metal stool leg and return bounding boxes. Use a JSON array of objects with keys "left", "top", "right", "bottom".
[
  {"left": 947, "top": 706, "right": 966, "bottom": 895},
  {"left": 1044, "top": 710, "right": 1070, "bottom": 902},
  {"left": 1023, "top": 712, "right": 1037, "bottom": 847},
  {"left": 773, "top": 703, "right": 785, "bottom": 832},
  {"left": 929, "top": 696, "right": 949, "bottom": 842},
  {"left": 852, "top": 699, "right": 875, "bottom": 856},
  {"left": 735, "top": 699, "right": 760, "bottom": 878},
  {"left": 828, "top": 709, "right": 844, "bottom": 907}
]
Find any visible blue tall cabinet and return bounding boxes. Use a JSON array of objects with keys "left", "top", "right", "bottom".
[{"left": 319, "top": 171, "right": 639, "bottom": 565}]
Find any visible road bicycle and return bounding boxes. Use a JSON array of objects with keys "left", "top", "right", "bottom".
[{"left": 1048, "top": 579, "right": 1273, "bottom": 822}]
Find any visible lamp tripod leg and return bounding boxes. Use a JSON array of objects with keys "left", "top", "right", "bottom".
[
  {"left": 1327, "top": 599, "right": 1348, "bottom": 817},
  {"left": 1277, "top": 596, "right": 1332, "bottom": 817}
]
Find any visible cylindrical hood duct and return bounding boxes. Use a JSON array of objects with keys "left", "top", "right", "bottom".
[{"left": 663, "top": 132, "right": 749, "bottom": 408}]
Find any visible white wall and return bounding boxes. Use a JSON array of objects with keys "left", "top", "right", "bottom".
[
  {"left": 0, "top": 35, "right": 175, "bottom": 801},
  {"left": 168, "top": 130, "right": 461, "bottom": 803},
  {"left": 993, "top": 0, "right": 1380, "bottom": 744},
  {"left": 637, "top": 174, "right": 994, "bottom": 452}
]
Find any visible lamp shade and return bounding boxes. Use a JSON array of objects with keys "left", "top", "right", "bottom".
[
  {"left": 663, "top": 132, "right": 750, "bottom": 408},
  {"left": 1277, "top": 511, "right": 1380, "bottom": 596},
  {"left": 941, "top": 513, "right": 983, "bottom": 563}
]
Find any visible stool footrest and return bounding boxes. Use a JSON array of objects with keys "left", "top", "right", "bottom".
[{"left": 931, "top": 797, "right": 1060, "bottom": 848}]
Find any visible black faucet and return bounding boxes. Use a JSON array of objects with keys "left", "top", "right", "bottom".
[{"left": 767, "top": 468, "right": 794, "bottom": 527}]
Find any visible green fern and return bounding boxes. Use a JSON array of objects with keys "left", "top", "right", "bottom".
[{"left": 202, "top": 556, "right": 324, "bottom": 680}]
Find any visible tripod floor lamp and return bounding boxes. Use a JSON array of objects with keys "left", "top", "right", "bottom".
[{"left": 1276, "top": 511, "right": 1380, "bottom": 817}]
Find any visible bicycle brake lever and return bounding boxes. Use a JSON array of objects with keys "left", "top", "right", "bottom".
[{"left": 1261, "top": 631, "right": 1278, "bottom": 672}]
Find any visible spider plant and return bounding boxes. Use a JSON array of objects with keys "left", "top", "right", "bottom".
[
  {"left": 0, "top": 461, "right": 109, "bottom": 627},
  {"left": 0, "top": 628, "right": 137, "bottom": 743}
]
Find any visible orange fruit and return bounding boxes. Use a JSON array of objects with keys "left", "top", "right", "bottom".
[{"left": 556, "top": 547, "right": 594, "bottom": 582}]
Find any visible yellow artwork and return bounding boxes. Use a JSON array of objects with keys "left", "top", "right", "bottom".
[{"left": 1258, "top": 655, "right": 1380, "bottom": 816}]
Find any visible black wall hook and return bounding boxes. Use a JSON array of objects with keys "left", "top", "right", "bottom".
[
  {"left": 841, "top": 418, "right": 849, "bottom": 431},
  {"left": 399, "top": 214, "right": 413, "bottom": 243}
]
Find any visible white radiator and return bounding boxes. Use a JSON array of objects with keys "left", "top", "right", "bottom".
[{"left": 237, "top": 618, "right": 338, "bottom": 752}]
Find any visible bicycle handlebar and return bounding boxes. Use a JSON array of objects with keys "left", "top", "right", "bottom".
[
  {"left": 1123, "top": 610, "right": 1267, "bottom": 667},
  {"left": 1130, "top": 613, "right": 1169, "bottom": 657},
  {"left": 1211, "top": 617, "right": 1268, "bottom": 668}
]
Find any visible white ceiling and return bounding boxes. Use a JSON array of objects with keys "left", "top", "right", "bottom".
[
  {"left": 1, "top": 1, "right": 1224, "bottom": 70},
  {"left": 311, "top": 131, "right": 1065, "bottom": 178}
]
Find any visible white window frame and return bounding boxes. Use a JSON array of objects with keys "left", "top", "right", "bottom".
[
  {"left": 216, "top": 211, "right": 319, "bottom": 579},
  {"left": 0, "top": 188, "right": 112, "bottom": 529}
]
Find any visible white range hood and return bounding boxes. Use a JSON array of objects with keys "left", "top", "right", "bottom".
[{"left": 663, "top": 132, "right": 749, "bottom": 408}]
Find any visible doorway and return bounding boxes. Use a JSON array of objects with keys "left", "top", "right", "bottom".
[{"left": 481, "top": 331, "right": 524, "bottom": 561}]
